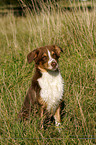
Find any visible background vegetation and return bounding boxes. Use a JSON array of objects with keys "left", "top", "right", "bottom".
[{"left": 0, "top": 0, "right": 96, "bottom": 144}]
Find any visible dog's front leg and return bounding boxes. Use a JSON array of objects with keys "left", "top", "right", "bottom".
[
  {"left": 54, "top": 106, "right": 61, "bottom": 132},
  {"left": 40, "top": 107, "right": 44, "bottom": 129}
]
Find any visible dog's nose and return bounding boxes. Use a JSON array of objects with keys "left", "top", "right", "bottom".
[{"left": 51, "top": 61, "right": 57, "bottom": 68}]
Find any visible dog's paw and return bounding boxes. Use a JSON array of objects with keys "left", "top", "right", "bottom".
[{"left": 55, "top": 122, "right": 62, "bottom": 133}]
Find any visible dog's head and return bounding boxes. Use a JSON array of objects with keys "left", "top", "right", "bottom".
[{"left": 27, "top": 45, "right": 63, "bottom": 71}]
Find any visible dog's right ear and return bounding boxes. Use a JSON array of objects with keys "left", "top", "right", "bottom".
[{"left": 27, "top": 49, "right": 39, "bottom": 64}]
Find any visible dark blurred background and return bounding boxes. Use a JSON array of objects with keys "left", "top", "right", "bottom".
[{"left": 0, "top": 0, "right": 94, "bottom": 17}]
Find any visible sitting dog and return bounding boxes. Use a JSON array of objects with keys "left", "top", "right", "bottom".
[{"left": 18, "top": 45, "right": 64, "bottom": 129}]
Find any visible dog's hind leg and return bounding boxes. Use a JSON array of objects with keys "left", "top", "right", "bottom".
[{"left": 18, "top": 87, "right": 36, "bottom": 120}]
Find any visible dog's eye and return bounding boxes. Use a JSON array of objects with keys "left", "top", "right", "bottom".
[
  {"left": 42, "top": 56, "right": 47, "bottom": 61},
  {"left": 52, "top": 52, "right": 56, "bottom": 57}
]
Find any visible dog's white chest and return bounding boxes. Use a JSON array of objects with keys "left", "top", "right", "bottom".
[{"left": 38, "top": 71, "right": 64, "bottom": 113}]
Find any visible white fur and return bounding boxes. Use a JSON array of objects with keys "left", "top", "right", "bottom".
[
  {"left": 47, "top": 49, "right": 56, "bottom": 64},
  {"left": 38, "top": 71, "right": 64, "bottom": 114},
  {"left": 47, "top": 49, "right": 58, "bottom": 70}
]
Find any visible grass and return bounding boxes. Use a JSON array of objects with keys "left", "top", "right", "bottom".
[{"left": 0, "top": 1, "right": 96, "bottom": 144}]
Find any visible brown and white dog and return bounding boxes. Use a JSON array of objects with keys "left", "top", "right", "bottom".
[{"left": 18, "top": 45, "right": 64, "bottom": 129}]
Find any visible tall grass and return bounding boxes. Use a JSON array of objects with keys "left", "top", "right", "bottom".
[{"left": 0, "top": 1, "right": 96, "bottom": 144}]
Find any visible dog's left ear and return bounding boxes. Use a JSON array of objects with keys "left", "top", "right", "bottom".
[
  {"left": 54, "top": 45, "right": 63, "bottom": 57},
  {"left": 58, "top": 46, "right": 63, "bottom": 53}
]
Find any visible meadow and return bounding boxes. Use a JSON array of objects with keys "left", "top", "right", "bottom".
[{"left": 0, "top": 1, "right": 96, "bottom": 144}]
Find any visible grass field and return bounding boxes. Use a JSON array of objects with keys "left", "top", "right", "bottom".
[{"left": 0, "top": 1, "right": 96, "bottom": 144}]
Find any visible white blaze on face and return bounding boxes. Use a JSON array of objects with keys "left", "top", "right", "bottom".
[{"left": 47, "top": 49, "right": 58, "bottom": 70}]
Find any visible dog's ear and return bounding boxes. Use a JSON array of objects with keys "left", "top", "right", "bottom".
[
  {"left": 58, "top": 46, "right": 63, "bottom": 53},
  {"left": 27, "top": 49, "right": 39, "bottom": 64},
  {"left": 54, "top": 45, "right": 63, "bottom": 57}
]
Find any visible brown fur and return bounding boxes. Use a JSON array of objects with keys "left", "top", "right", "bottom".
[{"left": 18, "top": 45, "right": 63, "bottom": 128}]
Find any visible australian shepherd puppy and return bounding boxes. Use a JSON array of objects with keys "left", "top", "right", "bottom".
[{"left": 18, "top": 45, "right": 64, "bottom": 130}]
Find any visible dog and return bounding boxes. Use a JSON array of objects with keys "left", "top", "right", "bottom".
[{"left": 18, "top": 45, "right": 64, "bottom": 129}]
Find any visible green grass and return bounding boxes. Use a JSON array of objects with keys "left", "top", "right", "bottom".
[{"left": 0, "top": 2, "right": 96, "bottom": 144}]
